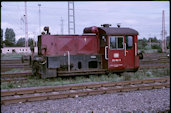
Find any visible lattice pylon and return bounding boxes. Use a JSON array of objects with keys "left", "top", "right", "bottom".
[{"left": 68, "top": 1, "right": 75, "bottom": 34}]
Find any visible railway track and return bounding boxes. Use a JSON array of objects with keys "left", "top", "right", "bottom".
[
  {"left": 140, "top": 60, "right": 169, "bottom": 64},
  {"left": 1, "top": 64, "right": 169, "bottom": 83},
  {"left": 1, "top": 60, "right": 24, "bottom": 64},
  {"left": 140, "top": 59, "right": 169, "bottom": 64},
  {"left": 1, "top": 52, "right": 169, "bottom": 82},
  {"left": 1, "top": 59, "right": 31, "bottom": 72},
  {"left": 139, "top": 64, "right": 170, "bottom": 69},
  {"left": 1, "top": 77, "right": 169, "bottom": 105},
  {"left": 1, "top": 72, "right": 32, "bottom": 83},
  {"left": 2, "top": 63, "right": 168, "bottom": 73},
  {"left": 2, "top": 77, "right": 28, "bottom": 83},
  {"left": 1, "top": 67, "right": 32, "bottom": 73},
  {"left": 1, "top": 72, "right": 32, "bottom": 78}
]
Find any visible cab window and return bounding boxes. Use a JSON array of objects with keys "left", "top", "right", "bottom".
[
  {"left": 109, "top": 36, "right": 124, "bottom": 50},
  {"left": 126, "top": 36, "right": 133, "bottom": 49}
]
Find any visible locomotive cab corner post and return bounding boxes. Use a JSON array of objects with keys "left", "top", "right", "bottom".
[{"left": 31, "top": 25, "right": 140, "bottom": 78}]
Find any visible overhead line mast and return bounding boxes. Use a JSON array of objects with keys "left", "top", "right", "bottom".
[
  {"left": 161, "top": 10, "right": 167, "bottom": 53},
  {"left": 68, "top": 1, "right": 75, "bottom": 34},
  {"left": 38, "top": 4, "right": 41, "bottom": 34},
  {"left": 24, "top": 1, "right": 28, "bottom": 47},
  {"left": 61, "top": 17, "right": 64, "bottom": 34}
]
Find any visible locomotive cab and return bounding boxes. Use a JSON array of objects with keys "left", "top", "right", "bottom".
[
  {"left": 103, "top": 24, "right": 139, "bottom": 72},
  {"left": 84, "top": 24, "right": 139, "bottom": 72},
  {"left": 106, "top": 33, "right": 139, "bottom": 72}
]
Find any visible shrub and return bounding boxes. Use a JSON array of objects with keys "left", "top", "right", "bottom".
[
  {"left": 7, "top": 83, "right": 14, "bottom": 88},
  {"left": 151, "top": 44, "right": 161, "bottom": 49},
  {"left": 157, "top": 48, "right": 162, "bottom": 53},
  {"left": 124, "top": 74, "right": 131, "bottom": 81}
]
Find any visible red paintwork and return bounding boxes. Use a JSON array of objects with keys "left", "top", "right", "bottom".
[
  {"left": 107, "top": 35, "right": 139, "bottom": 70},
  {"left": 134, "top": 36, "right": 139, "bottom": 69},
  {"left": 39, "top": 26, "right": 139, "bottom": 71},
  {"left": 41, "top": 35, "right": 99, "bottom": 56},
  {"left": 107, "top": 35, "right": 125, "bottom": 70}
]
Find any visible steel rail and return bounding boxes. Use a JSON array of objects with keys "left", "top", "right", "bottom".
[
  {"left": 1, "top": 64, "right": 169, "bottom": 78},
  {"left": 1, "top": 77, "right": 170, "bottom": 105},
  {"left": 1, "top": 63, "right": 29, "bottom": 66},
  {"left": 1, "top": 72, "right": 32, "bottom": 78},
  {"left": 1, "top": 77, "right": 28, "bottom": 83},
  {"left": 139, "top": 64, "right": 169, "bottom": 69},
  {"left": 1, "top": 64, "right": 169, "bottom": 83},
  {"left": 1, "top": 72, "right": 32, "bottom": 83},
  {"left": 140, "top": 61, "right": 169, "bottom": 64},
  {"left": 1, "top": 53, "right": 169, "bottom": 81}
]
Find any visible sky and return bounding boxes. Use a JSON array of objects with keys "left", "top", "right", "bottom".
[{"left": 1, "top": 1, "right": 170, "bottom": 41}]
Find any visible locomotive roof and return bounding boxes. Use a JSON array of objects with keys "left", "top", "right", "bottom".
[{"left": 98, "top": 27, "right": 139, "bottom": 35}]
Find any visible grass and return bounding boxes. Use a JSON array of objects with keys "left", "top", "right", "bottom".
[{"left": 1, "top": 67, "right": 170, "bottom": 89}]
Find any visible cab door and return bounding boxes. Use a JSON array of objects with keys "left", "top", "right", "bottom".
[
  {"left": 125, "top": 36, "right": 135, "bottom": 69},
  {"left": 106, "top": 36, "right": 125, "bottom": 70}
]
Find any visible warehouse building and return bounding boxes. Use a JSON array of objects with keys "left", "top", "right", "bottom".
[{"left": 1, "top": 47, "right": 38, "bottom": 54}]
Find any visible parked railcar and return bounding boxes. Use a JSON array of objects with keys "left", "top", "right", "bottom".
[{"left": 31, "top": 24, "right": 140, "bottom": 78}]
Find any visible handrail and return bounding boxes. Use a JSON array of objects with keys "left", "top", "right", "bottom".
[
  {"left": 135, "top": 43, "right": 137, "bottom": 56},
  {"left": 105, "top": 46, "right": 108, "bottom": 60}
]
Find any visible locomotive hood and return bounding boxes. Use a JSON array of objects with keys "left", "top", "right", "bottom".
[{"left": 83, "top": 24, "right": 139, "bottom": 35}]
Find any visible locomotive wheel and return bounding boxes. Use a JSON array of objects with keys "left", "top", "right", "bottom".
[{"left": 32, "top": 61, "right": 41, "bottom": 78}]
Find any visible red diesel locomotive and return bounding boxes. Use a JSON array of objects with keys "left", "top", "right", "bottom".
[{"left": 31, "top": 24, "right": 139, "bottom": 78}]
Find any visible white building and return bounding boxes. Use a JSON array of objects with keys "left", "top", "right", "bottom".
[{"left": 1, "top": 47, "right": 38, "bottom": 54}]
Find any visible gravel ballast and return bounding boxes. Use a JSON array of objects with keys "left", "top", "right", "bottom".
[{"left": 1, "top": 88, "right": 170, "bottom": 113}]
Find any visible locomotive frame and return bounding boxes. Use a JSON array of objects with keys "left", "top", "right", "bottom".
[{"left": 31, "top": 24, "right": 140, "bottom": 78}]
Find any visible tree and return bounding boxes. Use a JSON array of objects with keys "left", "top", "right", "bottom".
[
  {"left": 16, "top": 37, "right": 35, "bottom": 47},
  {"left": 138, "top": 38, "right": 148, "bottom": 49},
  {"left": 148, "top": 37, "right": 158, "bottom": 42},
  {"left": 142, "top": 38, "right": 148, "bottom": 47},
  {"left": 153, "top": 37, "right": 158, "bottom": 42},
  {"left": 1, "top": 29, "right": 3, "bottom": 48},
  {"left": 16, "top": 38, "right": 25, "bottom": 47},
  {"left": 28, "top": 38, "right": 34, "bottom": 46},
  {"left": 166, "top": 36, "right": 170, "bottom": 49},
  {"left": 151, "top": 44, "right": 161, "bottom": 49},
  {"left": 4, "top": 28, "right": 16, "bottom": 47}
]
